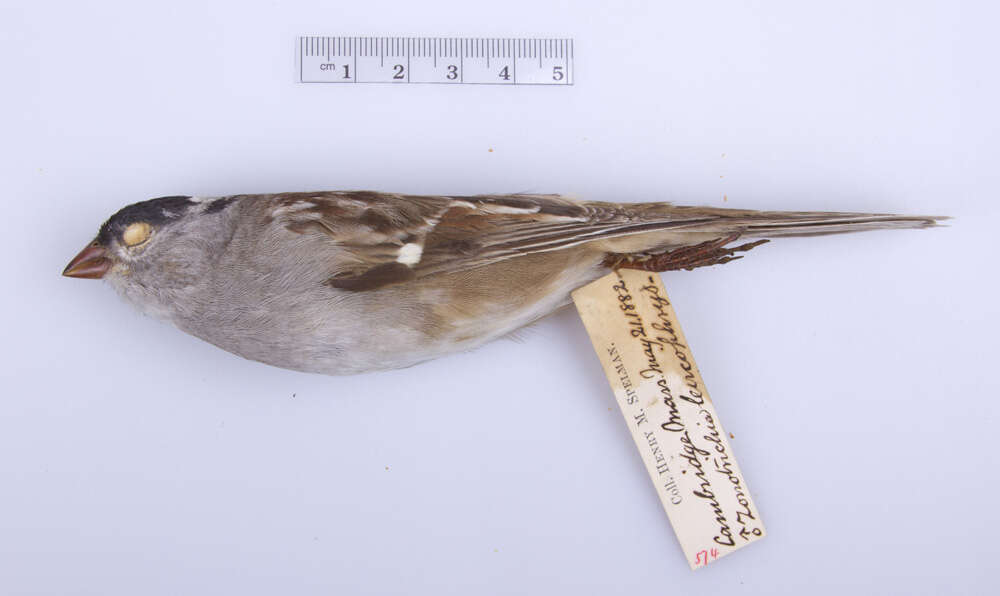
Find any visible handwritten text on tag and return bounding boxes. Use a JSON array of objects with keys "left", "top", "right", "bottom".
[{"left": 572, "top": 270, "right": 765, "bottom": 569}]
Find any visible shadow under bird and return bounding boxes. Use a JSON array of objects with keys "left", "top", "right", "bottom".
[{"left": 63, "top": 191, "right": 943, "bottom": 374}]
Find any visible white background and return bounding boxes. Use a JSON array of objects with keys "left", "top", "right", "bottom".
[{"left": 1, "top": 1, "right": 997, "bottom": 594}]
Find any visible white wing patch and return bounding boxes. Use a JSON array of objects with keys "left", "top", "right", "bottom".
[{"left": 396, "top": 242, "right": 424, "bottom": 266}]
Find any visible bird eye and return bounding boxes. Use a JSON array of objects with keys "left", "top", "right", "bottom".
[{"left": 122, "top": 222, "right": 153, "bottom": 247}]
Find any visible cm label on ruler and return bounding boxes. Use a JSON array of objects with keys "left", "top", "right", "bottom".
[{"left": 298, "top": 37, "right": 573, "bottom": 85}]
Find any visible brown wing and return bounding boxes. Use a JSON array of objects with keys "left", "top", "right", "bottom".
[
  {"left": 266, "top": 190, "right": 717, "bottom": 291},
  {"left": 266, "top": 190, "right": 942, "bottom": 291}
]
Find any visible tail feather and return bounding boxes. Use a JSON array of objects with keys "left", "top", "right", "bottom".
[
  {"left": 630, "top": 203, "right": 947, "bottom": 239},
  {"left": 739, "top": 213, "right": 946, "bottom": 238},
  {"left": 601, "top": 204, "right": 947, "bottom": 272}
]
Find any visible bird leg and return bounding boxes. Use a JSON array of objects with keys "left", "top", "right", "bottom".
[{"left": 603, "top": 234, "right": 770, "bottom": 272}]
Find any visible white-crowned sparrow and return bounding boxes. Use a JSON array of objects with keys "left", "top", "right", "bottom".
[{"left": 63, "top": 191, "right": 941, "bottom": 374}]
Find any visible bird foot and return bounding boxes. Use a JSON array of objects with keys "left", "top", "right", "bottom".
[{"left": 603, "top": 234, "right": 770, "bottom": 272}]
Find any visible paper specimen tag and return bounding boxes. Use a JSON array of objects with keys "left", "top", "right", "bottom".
[{"left": 572, "top": 270, "right": 765, "bottom": 569}]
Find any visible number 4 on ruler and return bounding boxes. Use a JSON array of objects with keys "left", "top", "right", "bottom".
[{"left": 298, "top": 37, "right": 574, "bottom": 85}]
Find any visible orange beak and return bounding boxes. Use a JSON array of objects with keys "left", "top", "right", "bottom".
[{"left": 63, "top": 242, "right": 111, "bottom": 279}]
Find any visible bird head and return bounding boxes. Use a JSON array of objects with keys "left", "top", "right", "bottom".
[{"left": 63, "top": 195, "right": 236, "bottom": 318}]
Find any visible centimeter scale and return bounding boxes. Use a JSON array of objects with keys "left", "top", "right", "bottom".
[{"left": 298, "top": 36, "right": 574, "bottom": 85}]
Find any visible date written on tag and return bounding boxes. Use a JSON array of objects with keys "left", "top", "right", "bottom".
[{"left": 573, "top": 270, "right": 765, "bottom": 569}]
